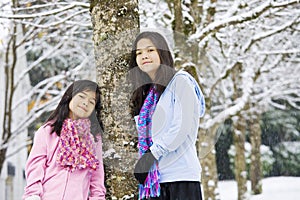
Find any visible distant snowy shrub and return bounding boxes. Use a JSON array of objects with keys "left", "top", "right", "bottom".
[
  {"left": 273, "top": 141, "right": 300, "bottom": 176},
  {"left": 228, "top": 142, "right": 275, "bottom": 178}
]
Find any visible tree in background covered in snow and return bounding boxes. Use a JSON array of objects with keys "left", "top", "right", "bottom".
[{"left": 0, "top": 0, "right": 95, "bottom": 198}]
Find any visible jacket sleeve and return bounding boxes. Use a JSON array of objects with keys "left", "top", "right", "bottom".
[
  {"left": 23, "top": 126, "right": 48, "bottom": 199},
  {"left": 150, "top": 74, "right": 201, "bottom": 159},
  {"left": 89, "top": 135, "right": 106, "bottom": 200}
]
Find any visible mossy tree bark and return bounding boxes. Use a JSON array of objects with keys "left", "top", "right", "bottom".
[
  {"left": 90, "top": 1, "right": 139, "bottom": 199},
  {"left": 231, "top": 62, "right": 248, "bottom": 200},
  {"left": 232, "top": 116, "right": 248, "bottom": 200},
  {"left": 249, "top": 113, "right": 262, "bottom": 194}
]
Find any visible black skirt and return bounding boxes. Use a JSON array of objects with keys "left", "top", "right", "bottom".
[{"left": 143, "top": 181, "right": 203, "bottom": 200}]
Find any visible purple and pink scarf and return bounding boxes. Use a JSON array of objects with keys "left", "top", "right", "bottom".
[
  {"left": 56, "top": 118, "right": 99, "bottom": 172},
  {"left": 137, "top": 86, "right": 161, "bottom": 199}
]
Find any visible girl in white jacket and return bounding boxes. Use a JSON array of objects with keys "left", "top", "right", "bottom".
[{"left": 129, "top": 31, "right": 205, "bottom": 200}]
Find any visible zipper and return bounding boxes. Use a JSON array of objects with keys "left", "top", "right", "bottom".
[{"left": 61, "top": 169, "right": 70, "bottom": 199}]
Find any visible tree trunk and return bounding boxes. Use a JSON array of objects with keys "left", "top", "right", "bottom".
[
  {"left": 249, "top": 113, "right": 262, "bottom": 194},
  {"left": 233, "top": 116, "right": 248, "bottom": 200},
  {"left": 198, "top": 125, "right": 220, "bottom": 200},
  {"left": 172, "top": 0, "right": 189, "bottom": 70},
  {"left": 231, "top": 62, "right": 248, "bottom": 200},
  {"left": 0, "top": 149, "right": 7, "bottom": 175},
  {"left": 196, "top": 47, "right": 220, "bottom": 200},
  {"left": 0, "top": 18, "right": 17, "bottom": 175},
  {"left": 90, "top": 0, "right": 139, "bottom": 199}
]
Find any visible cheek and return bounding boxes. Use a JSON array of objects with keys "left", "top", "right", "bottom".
[
  {"left": 154, "top": 54, "right": 161, "bottom": 64},
  {"left": 68, "top": 101, "right": 73, "bottom": 111},
  {"left": 87, "top": 107, "right": 95, "bottom": 116},
  {"left": 136, "top": 56, "right": 142, "bottom": 66}
]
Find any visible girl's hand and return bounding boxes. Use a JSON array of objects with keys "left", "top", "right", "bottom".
[{"left": 134, "top": 149, "right": 157, "bottom": 184}]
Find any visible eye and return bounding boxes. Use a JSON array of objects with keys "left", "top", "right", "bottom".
[
  {"left": 148, "top": 48, "right": 156, "bottom": 52},
  {"left": 90, "top": 100, "right": 95, "bottom": 105},
  {"left": 78, "top": 94, "right": 85, "bottom": 98},
  {"left": 136, "top": 50, "right": 142, "bottom": 55}
]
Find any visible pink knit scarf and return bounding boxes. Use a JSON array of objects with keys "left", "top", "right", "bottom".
[{"left": 56, "top": 118, "right": 99, "bottom": 172}]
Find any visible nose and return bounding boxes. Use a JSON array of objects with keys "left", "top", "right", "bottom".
[
  {"left": 82, "top": 100, "right": 88, "bottom": 107},
  {"left": 142, "top": 52, "right": 149, "bottom": 59}
]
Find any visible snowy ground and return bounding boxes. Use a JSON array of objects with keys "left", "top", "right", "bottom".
[{"left": 218, "top": 176, "right": 300, "bottom": 200}]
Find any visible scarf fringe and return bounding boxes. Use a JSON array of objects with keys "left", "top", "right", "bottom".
[{"left": 139, "top": 164, "right": 161, "bottom": 199}]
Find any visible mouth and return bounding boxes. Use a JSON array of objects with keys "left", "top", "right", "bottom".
[
  {"left": 142, "top": 61, "right": 152, "bottom": 65},
  {"left": 78, "top": 106, "right": 87, "bottom": 112}
]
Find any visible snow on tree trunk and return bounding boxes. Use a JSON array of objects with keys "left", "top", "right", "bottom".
[
  {"left": 232, "top": 116, "right": 248, "bottom": 200},
  {"left": 197, "top": 47, "right": 221, "bottom": 200},
  {"left": 231, "top": 62, "right": 248, "bottom": 200},
  {"left": 199, "top": 124, "right": 220, "bottom": 200},
  {"left": 249, "top": 113, "right": 262, "bottom": 194},
  {"left": 90, "top": 0, "right": 139, "bottom": 199}
]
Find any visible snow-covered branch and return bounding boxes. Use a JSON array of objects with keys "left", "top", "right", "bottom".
[
  {"left": 189, "top": 0, "right": 299, "bottom": 47},
  {"left": 15, "top": 9, "right": 89, "bottom": 29},
  {"left": 0, "top": 2, "right": 89, "bottom": 19},
  {"left": 243, "top": 16, "right": 299, "bottom": 52},
  {"left": 258, "top": 49, "right": 300, "bottom": 55},
  {"left": 204, "top": 66, "right": 256, "bottom": 129},
  {"left": 208, "top": 61, "right": 241, "bottom": 99},
  {"left": 14, "top": 41, "right": 64, "bottom": 89}
]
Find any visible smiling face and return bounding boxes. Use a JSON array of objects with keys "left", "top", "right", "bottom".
[
  {"left": 68, "top": 90, "right": 96, "bottom": 120},
  {"left": 136, "top": 38, "right": 161, "bottom": 80}
]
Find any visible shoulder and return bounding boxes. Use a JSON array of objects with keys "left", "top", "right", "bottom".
[
  {"left": 33, "top": 122, "right": 54, "bottom": 140},
  {"left": 36, "top": 123, "right": 51, "bottom": 133},
  {"left": 170, "top": 70, "right": 205, "bottom": 113},
  {"left": 174, "top": 70, "right": 192, "bottom": 78},
  {"left": 168, "top": 70, "right": 197, "bottom": 89}
]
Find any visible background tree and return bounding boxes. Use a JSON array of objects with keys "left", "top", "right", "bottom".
[{"left": 90, "top": 0, "right": 139, "bottom": 199}]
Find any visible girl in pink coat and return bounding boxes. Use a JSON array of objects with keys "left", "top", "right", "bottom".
[{"left": 23, "top": 80, "right": 106, "bottom": 200}]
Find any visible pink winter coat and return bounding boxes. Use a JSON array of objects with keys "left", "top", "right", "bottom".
[{"left": 22, "top": 123, "right": 106, "bottom": 200}]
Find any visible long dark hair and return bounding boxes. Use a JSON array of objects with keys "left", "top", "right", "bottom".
[
  {"left": 128, "top": 31, "right": 176, "bottom": 117},
  {"left": 46, "top": 80, "right": 104, "bottom": 140}
]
